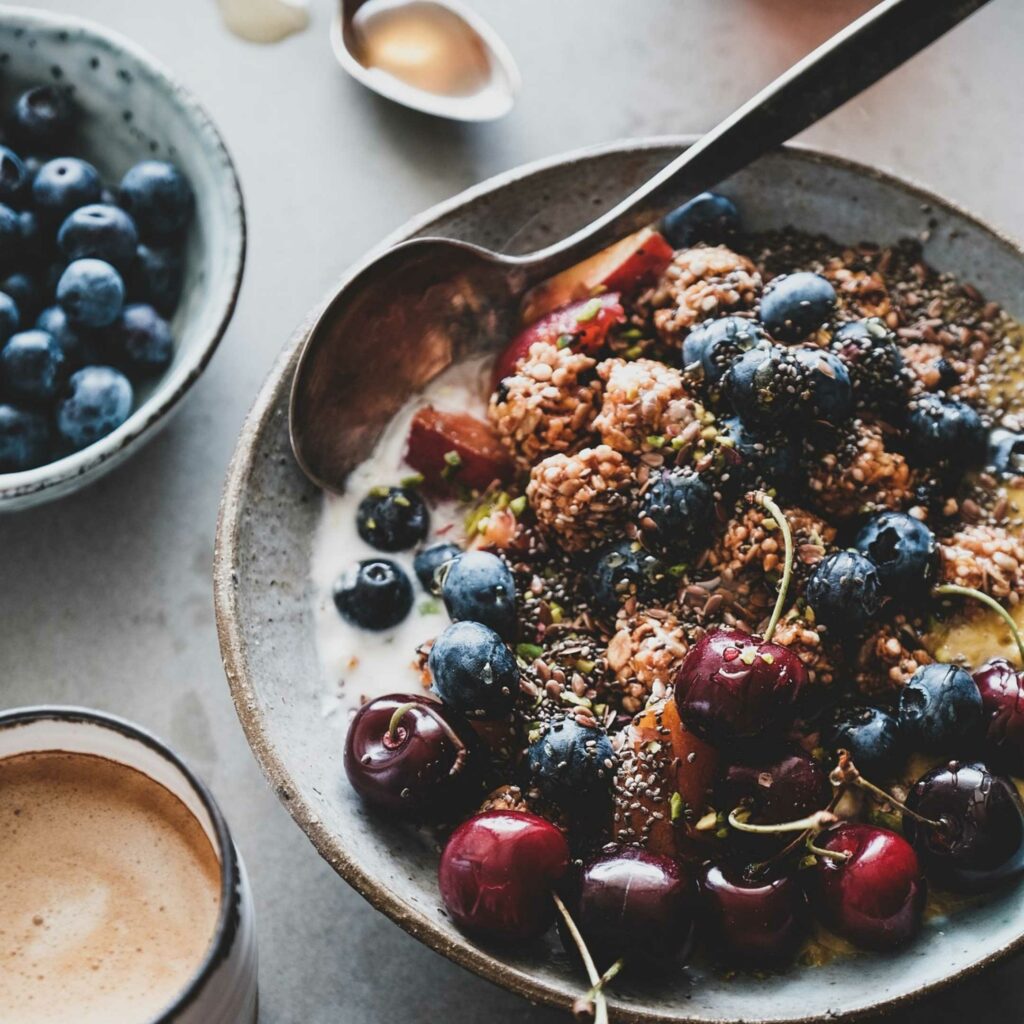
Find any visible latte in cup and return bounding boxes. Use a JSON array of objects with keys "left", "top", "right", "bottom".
[{"left": 0, "top": 750, "right": 221, "bottom": 1024}]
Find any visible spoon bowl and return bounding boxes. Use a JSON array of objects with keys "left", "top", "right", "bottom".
[{"left": 330, "top": 0, "right": 520, "bottom": 122}]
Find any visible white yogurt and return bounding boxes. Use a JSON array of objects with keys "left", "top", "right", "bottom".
[
  {"left": 216, "top": 0, "right": 310, "bottom": 44},
  {"left": 310, "top": 354, "right": 493, "bottom": 719}
]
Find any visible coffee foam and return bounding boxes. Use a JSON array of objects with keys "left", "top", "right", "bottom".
[{"left": 0, "top": 751, "right": 222, "bottom": 1024}]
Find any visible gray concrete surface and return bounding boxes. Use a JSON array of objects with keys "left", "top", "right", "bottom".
[{"left": 2, "top": 0, "right": 1023, "bottom": 1020}]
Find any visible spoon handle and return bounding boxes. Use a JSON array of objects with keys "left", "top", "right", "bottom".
[{"left": 519, "top": 0, "right": 991, "bottom": 279}]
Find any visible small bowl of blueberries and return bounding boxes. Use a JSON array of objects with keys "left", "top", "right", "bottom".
[{"left": 0, "top": 8, "right": 245, "bottom": 509}]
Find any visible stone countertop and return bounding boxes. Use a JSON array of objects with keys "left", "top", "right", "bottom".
[{"left": 2, "top": 0, "right": 1023, "bottom": 1020}]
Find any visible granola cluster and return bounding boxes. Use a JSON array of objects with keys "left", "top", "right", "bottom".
[
  {"left": 637, "top": 245, "right": 762, "bottom": 343},
  {"left": 605, "top": 609, "right": 688, "bottom": 712},
  {"left": 488, "top": 341, "right": 601, "bottom": 467},
  {"left": 593, "top": 358, "right": 705, "bottom": 454},
  {"left": 939, "top": 524, "right": 1024, "bottom": 600},
  {"left": 806, "top": 420, "right": 912, "bottom": 519},
  {"left": 526, "top": 445, "right": 638, "bottom": 553}
]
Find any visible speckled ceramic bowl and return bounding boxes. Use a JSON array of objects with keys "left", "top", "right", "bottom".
[
  {"left": 215, "top": 139, "right": 1024, "bottom": 1022},
  {"left": 0, "top": 6, "right": 245, "bottom": 510}
]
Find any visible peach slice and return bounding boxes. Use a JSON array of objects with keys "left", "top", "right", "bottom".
[
  {"left": 406, "top": 406, "right": 512, "bottom": 492},
  {"left": 521, "top": 227, "right": 673, "bottom": 324}
]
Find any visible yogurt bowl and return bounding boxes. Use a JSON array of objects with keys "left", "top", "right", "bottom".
[
  {"left": 216, "top": 139, "right": 1024, "bottom": 1022},
  {"left": 0, "top": 6, "right": 245, "bottom": 510}
]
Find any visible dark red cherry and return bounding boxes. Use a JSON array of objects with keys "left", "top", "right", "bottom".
[
  {"left": 673, "top": 628, "right": 808, "bottom": 745},
  {"left": 903, "top": 760, "right": 1024, "bottom": 893},
  {"left": 343, "top": 693, "right": 481, "bottom": 820},
  {"left": 699, "top": 863, "right": 808, "bottom": 967},
  {"left": 717, "top": 748, "right": 831, "bottom": 853},
  {"left": 438, "top": 811, "right": 570, "bottom": 941},
  {"left": 812, "top": 823, "right": 926, "bottom": 950},
  {"left": 973, "top": 658, "right": 1024, "bottom": 775},
  {"left": 566, "top": 846, "right": 697, "bottom": 969}
]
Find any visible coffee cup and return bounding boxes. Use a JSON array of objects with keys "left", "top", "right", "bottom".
[{"left": 0, "top": 706, "right": 258, "bottom": 1024}]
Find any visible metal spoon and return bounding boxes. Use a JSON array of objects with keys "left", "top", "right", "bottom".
[
  {"left": 294, "top": 0, "right": 991, "bottom": 493},
  {"left": 331, "top": 0, "right": 519, "bottom": 121}
]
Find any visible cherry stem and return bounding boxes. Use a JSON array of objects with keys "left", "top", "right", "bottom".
[
  {"left": 806, "top": 837, "right": 851, "bottom": 863},
  {"left": 746, "top": 787, "right": 846, "bottom": 878},
  {"left": 934, "top": 583, "right": 1024, "bottom": 666},
  {"left": 585, "top": 959, "right": 624, "bottom": 1001},
  {"left": 753, "top": 491, "right": 793, "bottom": 643},
  {"left": 728, "top": 807, "right": 837, "bottom": 835},
  {"left": 831, "top": 750, "right": 942, "bottom": 829},
  {"left": 552, "top": 891, "right": 611, "bottom": 1024},
  {"left": 386, "top": 701, "right": 468, "bottom": 777}
]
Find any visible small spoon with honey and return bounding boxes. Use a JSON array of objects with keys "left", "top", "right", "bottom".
[{"left": 331, "top": 0, "right": 519, "bottom": 121}]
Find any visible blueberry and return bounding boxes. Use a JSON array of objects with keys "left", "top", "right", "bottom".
[
  {"left": 119, "top": 160, "right": 194, "bottom": 237},
  {"left": 589, "top": 540, "right": 668, "bottom": 616},
  {"left": 414, "top": 541, "right": 462, "bottom": 593},
  {"left": 0, "top": 272, "right": 40, "bottom": 321},
  {"left": 832, "top": 318, "right": 907, "bottom": 414},
  {"left": 638, "top": 467, "right": 715, "bottom": 560},
  {"left": 56, "top": 365, "right": 133, "bottom": 450},
  {"left": 57, "top": 259, "right": 125, "bottom": 328},
  {"left": 332, "top": 557, "right": 413, "bottom": 631},
  {"left": 0, "top": 403, "right": 50, "bottom": 471},
  {"left": 0, "top": 292, "right": 19, "bottom": 344},
  {"left": 527, "top": 717, "right": 617, "bottom": 814},
  {"left": 0, "top": 146, "right": 27, "bottom": 205},
  {"left": 854, "top": 511, "right": 937, "bottom": 604},
  {"left": 987, "top": 427, "right": 1024, "bottom": 479},
  {"left": 58, "top": 204, "right": 139, "bottom": 270},
  {"left": 356, "top": 485, "right": 429, "bottom": 551},
  {"left": 724, "top": 344, "right": 799, "bottom": 431},
  {"left": 106, "top": 303, "right": 173, "bottom": 376},
  {"left": 36, "top": 306, "right": 94, "bottom": 368},
  {"left": 829, "top": 705, "right": 902, "bottom": 777},
  {"left": 898, "top": 663, "right": 983, "bottom": 753},
  {"left": 0, "top": 330, "right": 66, "bottom": 403},
  {"left": 32, "top": 157, "right": 101, "bottom": 222},
  {"left": 428, "top": 620, "right": 518, "bottom": 718},
  {"left": 905, "top": 394, "right": 986, "bottom": 477},
  {"left": 441, "top": 550, "right": 517, "bottom": 642},
  {"left": 0, "top": 203, "right": 19, "bottom": 269},
  {"left": 18, "top": 210, "right": 49, "bottom": 264},
  {"left": 717, "top": 415, "right": 801, "bottom": 495},
  {"left": 661, "top": 192, "right": 740, "bottom": 248},
  {"left": 760, "top": 272, "right": 836, "bottom": 342},
  {"left": 8, "top": 86, "right": 75, "bottom": 150},
  {"left": 681, "top": 315, "right": 768, "bottom": 390},
  {"left": 790, "top": 347, "right": 853, "bottom": 425},
  {"left": 129, "top": 243, "right": 184, "bottom": 317},
  {"left": 804, "top": 550, "right": 882, "bottom": 633}
]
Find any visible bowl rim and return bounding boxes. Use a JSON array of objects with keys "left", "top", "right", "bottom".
[
  {"left": 0, "top": 4, "right": 247, "bottom": 506},
  {"left": 214, "top": 136, "right": 1024, "bottom": 1023}
]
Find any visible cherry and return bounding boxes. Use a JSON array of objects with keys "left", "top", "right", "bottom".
[
  {"left": 903, "top": 760, "right": 1024, "bottom": 893},
  {"left": 718, "top": 748, "right": 831, "bottom": 852},
  {"left": 343, "top": 693, "right": 482, "bottom": 820},
  {"left": 438, "top": 810, "right": 570, "bottom": 941},
  {"left": 674, "top": 628, "right": 808, "bottom": 745},
  {"left": 974, "top": 658, "right": 1024, "bottom": 774},
  {"left": 811, "top": 822, "right": 926, "bottom": 950},
  {"left": 565, "top": 846, "right": 697, "bottom": 970},
  {"left": 699, "top": 863, "right": 808, "bottom": 967},
  {"left": 674, "top": 494, "right": 807, "bottom": 745}
]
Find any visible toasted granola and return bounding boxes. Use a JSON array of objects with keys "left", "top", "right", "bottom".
[
  {"left": 526, "top": 445, "right": 638, "bottom": 553},
  {"left": 605, "top": 609, "right": 688, "bottom": 713},
  {"left": 771, "top": 613, "right": 840, "bottom": 688},
  {"left": 823, "top": 258, "right": 893, "bottom": 321},
  {"left": 637, "top": 245, "right": 762, "bottom": 343},
  {"left": 806, "top": 420, "right": 912, "bottom": 519},
  {"left": 488, "top": 341, "right": 602, "bottom": 468},
  {"left": 593, "top": 357, "right": 706, "bottom": 454},
  {"left": 854, "top": 616, "right": 933, "bottom": 699},
  {"left": 939, "top": 523, "right": 1024, "bottom": 601}
]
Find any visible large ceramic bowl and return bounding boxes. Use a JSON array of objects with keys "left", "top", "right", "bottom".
[
  {"left": 215, "top": 139, "right": 1024, "bottom": 1022},
  {"left": 0, "top": 6, "right": 245, "bottom": 510}
]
